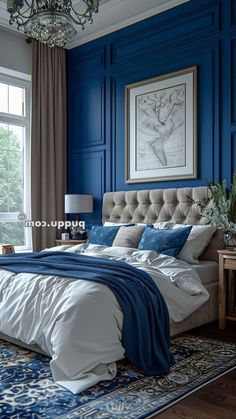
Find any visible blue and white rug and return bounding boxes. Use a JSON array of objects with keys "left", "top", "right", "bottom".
[{"left": 0, "top": 335, "right": 235, "bottom": 418}]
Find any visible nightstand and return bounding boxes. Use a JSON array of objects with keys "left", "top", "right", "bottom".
[
  {"left": 55, "top": 239, "right": 87, "bottom": 246},
  {"left": 218, "top": 250, "right": 236, "bottom": 329}
]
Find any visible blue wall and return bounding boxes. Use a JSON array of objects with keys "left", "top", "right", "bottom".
[{"left": 67, "top": 0, "right": 236, "bottom": 225}]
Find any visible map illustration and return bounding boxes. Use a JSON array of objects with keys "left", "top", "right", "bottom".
[{"left": 136, "top": 84, "right": 186, "bottom": 171}]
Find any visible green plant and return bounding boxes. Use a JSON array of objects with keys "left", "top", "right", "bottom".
[{"left": 196, "top": 171, "right": 236, "bottom": 233}]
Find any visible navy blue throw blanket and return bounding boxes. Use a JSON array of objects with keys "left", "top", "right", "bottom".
[{"left": 0, "top": 251, "right": 174, "bottom": 375}]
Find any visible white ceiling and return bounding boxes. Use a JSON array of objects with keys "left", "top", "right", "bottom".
[{"left": 0, "top": 0, "right": 190, "bottom": 49}]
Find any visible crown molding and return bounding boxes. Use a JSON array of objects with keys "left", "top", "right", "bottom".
[
  {"left": 0, "top": 0, "right": 190, "bottom": 50},
  {"left": 67, "top": 0, "right": 190, "bottom": 49}
]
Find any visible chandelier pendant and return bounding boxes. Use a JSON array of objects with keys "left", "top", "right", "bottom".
[{"left": 7, "top": 1, "right": 100, "bottom": 48}]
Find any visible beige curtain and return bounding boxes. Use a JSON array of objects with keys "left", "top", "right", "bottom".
[{"left": 31, "top": 40, "right": 67, "bottom": 251}]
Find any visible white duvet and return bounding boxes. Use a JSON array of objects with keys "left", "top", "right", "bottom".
[{"left": 0, "top": 244, "right": 209, "bottom": 393}]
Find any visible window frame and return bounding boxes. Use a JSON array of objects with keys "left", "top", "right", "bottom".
[{"left": 0, "top": 67, "right": 32, "bottom": 251}]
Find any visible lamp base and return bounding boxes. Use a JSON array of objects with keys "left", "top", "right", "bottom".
[{"left": 71, "top": 230, "right": 88, "bottom": 240}]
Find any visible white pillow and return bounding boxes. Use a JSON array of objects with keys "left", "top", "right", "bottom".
[
  {"left": 153, "top": 221, "right": 176, "bottom": 229},
  {"left": 137, "top": 221, "right": 176, "bottom": 229},
  {"left": 112, "top": 225, "right": 145, "bottom": 248},
  {"left": 173, "top": 224, "right": 217, "bottom": 264},
  {"left": 103, "top": 222, "right": 133, "bottom": 226}
]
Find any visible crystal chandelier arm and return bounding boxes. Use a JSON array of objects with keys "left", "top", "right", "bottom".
[
  {"left": 70, "top": 0, "right": 98, "bottom": 18},
  {"left": 7, "top": 0, "right": 100, "bottom": 48},
  {"left": 27, "top": 0, "right": 52, "bottom": 13},
  {"left": 82, "top": 0, "right": 99, "bottom": 11},
  {"left": 8, "top": 1, "right": 36, "bottom": 25},
  {"left": 9, "top": 11, "right": 35, "bottom": 28},
  {"left": 23, "top": 0, "right": 34, "bottom": 8},
  {"left": 7, "top": 0, "right": 34, "bottom": 13}
]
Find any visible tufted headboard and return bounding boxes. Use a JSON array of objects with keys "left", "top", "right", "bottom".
[{"left": 102, "top": 187, "right": 224, "bottom": 262}]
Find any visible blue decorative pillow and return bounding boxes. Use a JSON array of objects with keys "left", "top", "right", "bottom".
[
  {"left": 138, "top": 226, "right": 192, "bottom": 257},
  {"left": 89, "top": 225, "right": 121, "bottom": 246}
]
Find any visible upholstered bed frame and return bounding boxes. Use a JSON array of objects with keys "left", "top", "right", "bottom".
[
  {"left": 102, "top": 186, "right": 224, "bottom": 335},
  {"left": 0, "top": 186, "right": 224, "bottom": 353}
]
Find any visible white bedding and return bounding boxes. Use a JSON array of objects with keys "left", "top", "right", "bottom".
[
  {"left": 0, "top": 244, "right": 209, "bottom": 393},
  {"left": 190, "top": 260, "right": 219, "bottom": 286}
]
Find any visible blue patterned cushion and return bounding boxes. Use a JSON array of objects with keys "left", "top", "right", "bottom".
[
  {"left": 89, "top": 225, "right": 121, "bottom": 246},
  {"left": 138, "top": 226, "right": 192, "bottom": 257}
]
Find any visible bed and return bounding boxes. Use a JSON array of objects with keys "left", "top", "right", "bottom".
[
  {"left": 102, "top": 186, "right": 224, "bottom": 335},
  {"left": 0, "top": 186, "right": 224, "bottom": 393}
]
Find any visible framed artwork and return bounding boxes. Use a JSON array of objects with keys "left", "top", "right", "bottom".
[{"left": 125, "top": 66, "right": 197, "bottom": 183}]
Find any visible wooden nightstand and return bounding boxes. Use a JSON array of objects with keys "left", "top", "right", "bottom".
[
  {"left": 55, "top": 239, "right": 87, "bottom": 246},
  {"left": 218, "top": 250, "right": 236, "bottom": 329}
]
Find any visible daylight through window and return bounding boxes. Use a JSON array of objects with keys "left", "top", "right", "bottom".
[{"left": 0, "top": 69, "right": 31, "bottom": 250}]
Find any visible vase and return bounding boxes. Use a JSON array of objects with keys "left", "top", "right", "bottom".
[{"left": 224, "top": 230, "right": 236, "bottom": 250}]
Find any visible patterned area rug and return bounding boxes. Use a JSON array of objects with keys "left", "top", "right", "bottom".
[{"left": 0, "top": 336, "right": 236, "bottom": 419}]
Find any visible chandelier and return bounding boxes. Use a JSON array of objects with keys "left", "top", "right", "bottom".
[{"left": 7, "top": 1, "right": 100, "bottom": 48}]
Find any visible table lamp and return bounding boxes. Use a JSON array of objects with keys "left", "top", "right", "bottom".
[{"left": 65, "top": 194, "right": 93, "bottom": 239}]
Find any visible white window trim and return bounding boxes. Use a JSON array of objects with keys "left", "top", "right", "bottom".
[
  {"left": 0, "top": 68, "right": 32, "bottom": 251},
  {"left": 0, "top": 66, "right": 31, "bottom": 82}
]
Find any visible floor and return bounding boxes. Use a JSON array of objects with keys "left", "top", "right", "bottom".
[{"left": 156, "top": 321, "right": 236, "bottom": 419}]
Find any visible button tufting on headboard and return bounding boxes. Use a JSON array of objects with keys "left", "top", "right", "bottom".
[
  {"left": 102, "top": 187, "right": 224, "bottom": 262},
  {"left": 102, "top": 187, "right": 207, "bottom": 225}
]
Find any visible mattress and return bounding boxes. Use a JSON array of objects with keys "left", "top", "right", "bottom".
[
  {"left": 192, "top": 260, "right": 218, "bottom": 286},
  {"left": 0, "top": 256, "right": 219, "bottom": 364}
]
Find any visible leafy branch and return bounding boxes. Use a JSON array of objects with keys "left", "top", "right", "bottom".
[{"left": 194, "top": 172, "right": 236, "bottom": 233}]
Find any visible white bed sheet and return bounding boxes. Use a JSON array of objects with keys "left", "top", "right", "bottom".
[
  {"left": 0, "top": 244, "right": 210, "bottom": 394},
  {"left": 190, "top": 260, "right": 218, "bottom": 286}
]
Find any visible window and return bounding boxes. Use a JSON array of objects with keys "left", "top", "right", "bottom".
[{"left": 0, "top": 67, "right": 31, "bottom": 250}]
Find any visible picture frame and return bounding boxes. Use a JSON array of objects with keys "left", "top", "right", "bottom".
[{"left": 125, "top": 66, "right": 197, "bottom": 183}]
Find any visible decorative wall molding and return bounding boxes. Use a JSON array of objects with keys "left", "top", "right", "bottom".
[
  {"left": 0, "top": 0, "right": 190, "bottom": 49},
  {"left": 231, "top": 0, "right": 236, "bottom": 26},
  {"left": 70, "top": 151, "right": 106, "bottom": 225},
  {"left": 69, "top": 48, "right": 106, "bottom": 82},
  {"left": 231, "top": 38, "right": 236, "bottom": 123},
  {"left": 110, "top": 3, "right": 219, "bottom": 66},
  {"left": 70, "top": 79, "right": 105, "bottom": 148},
  {"left": 67, "top": 0, "right": 235, "bottom": 221},
  {"left": 67, "top": 0, "right": 191, "bottom": 49}
]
